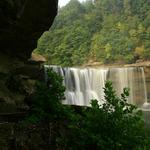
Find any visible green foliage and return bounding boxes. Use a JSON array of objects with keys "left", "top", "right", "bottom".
[
  {"left": 25, "top": 70, "right": 149, "bottom": 149},
  {"left": 35, "top": 0, "right": 150, "bottom": 66},
  {"left": 24, "top": 68, "right": 66, "bottom": 123},
  {"left": 66, "top": 81, "right": 147, "bottom": 150}
]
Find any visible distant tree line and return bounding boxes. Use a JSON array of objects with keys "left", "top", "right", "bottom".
[{"left": 35, "top": 0, "right": 150, "bottom": 66}]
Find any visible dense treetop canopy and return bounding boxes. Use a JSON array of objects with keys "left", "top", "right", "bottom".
[{"left": 35, "top": 0, "right": 150, "bottom": 66}]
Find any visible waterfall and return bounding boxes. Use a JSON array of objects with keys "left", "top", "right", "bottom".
[
  {"left": 108, "top": 67, "right": 148, "bottom": 106},
  {"left": 45, "top": 65, "right": 148, "bottom": 107},
  {"left": 63, "top": 68, "right": 108, "bottom": 106}
]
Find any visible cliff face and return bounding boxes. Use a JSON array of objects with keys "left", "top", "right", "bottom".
[
  {"left": 0, "top": 0, "right": 57, "bottom": 59},
  {"left": 0, "top": 0, "right": 58, "bottom": 112}
]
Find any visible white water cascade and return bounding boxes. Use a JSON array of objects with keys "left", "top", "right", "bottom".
[{"left": 45, "top": 65, "right": 148, "bottom": 107}]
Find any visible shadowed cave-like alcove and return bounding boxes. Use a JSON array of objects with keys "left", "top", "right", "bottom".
[{"left": 0, "top": 0, "right": 58, "bottom": 113}]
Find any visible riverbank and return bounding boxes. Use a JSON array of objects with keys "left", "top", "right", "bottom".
[{"left": 82, "top": 60, "right": 150, "bottom": 68}]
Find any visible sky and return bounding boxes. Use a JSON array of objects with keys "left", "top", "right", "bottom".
[{"left": 59, "top": 0, "right": 85, "bottom": 7}]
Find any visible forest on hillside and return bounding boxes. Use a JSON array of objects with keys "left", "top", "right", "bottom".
[{"left": 35, "top": 0, "right": 150, "bottom": 66}]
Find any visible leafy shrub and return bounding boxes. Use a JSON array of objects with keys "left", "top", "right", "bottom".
[
  {"left": 25, "top": 68, "right": 66, "bottom": 123},
  {"left": 66, "top": 81, "right": 147, "bottom": 150},
  {"left": 25, "top": 69, "right": 148, "bottom": 150}
]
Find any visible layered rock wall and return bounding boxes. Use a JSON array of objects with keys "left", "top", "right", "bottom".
[{"left": 0, "top": 0, "right": 58, "bottom": 112}]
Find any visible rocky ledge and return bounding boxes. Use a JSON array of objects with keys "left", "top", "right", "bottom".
[{"left": 125, "top": 61, "right": 150, "bottom": 67}]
